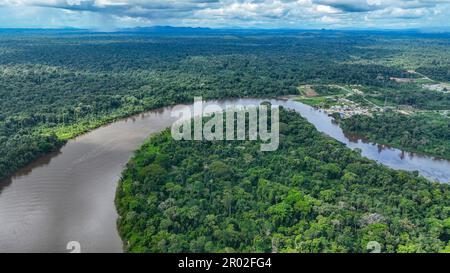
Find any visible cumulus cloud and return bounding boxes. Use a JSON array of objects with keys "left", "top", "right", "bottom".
[{"left": 0, "top": 0, "right": 449, "bottom": 29}]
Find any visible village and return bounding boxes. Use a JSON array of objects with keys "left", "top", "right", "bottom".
[
  {"left": 295, "top": 79, "right": 450, "bottom": 119},
  {"left": 294, "top": 84, "right": 380, "bottom": 118},
  {"left": 324, "top": 98, "right": 374, "bottom": 118}
]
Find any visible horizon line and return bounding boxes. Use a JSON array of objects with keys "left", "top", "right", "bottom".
[{"left": 0, "top": 25, "right": 450, "bottom": 35}]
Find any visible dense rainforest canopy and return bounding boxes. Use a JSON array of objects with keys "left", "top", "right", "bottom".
[
  {"left": 0, "top": 29, "right": 449, "bottom": 254},
  {"left": 116, "top": 108, "right": 450, "bottom": 253},
  {"left": 1, "top": 30, "right": 450, "bottom": 180}
]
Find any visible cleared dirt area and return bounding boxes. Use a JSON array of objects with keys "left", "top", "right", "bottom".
[
  {"left": 300, "top": 85, "right": 318, "bottom": 97},
  {"left": 390, "top": 77, "right": 415, "bottom": 83}
]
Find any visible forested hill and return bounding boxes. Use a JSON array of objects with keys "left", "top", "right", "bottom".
[{"left": 116, "top": 108, "right": 450, "bottom": 253}]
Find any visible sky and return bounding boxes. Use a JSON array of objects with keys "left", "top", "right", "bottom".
[{"left": 0, "top": 0, "right": 450, "bottom": 30}]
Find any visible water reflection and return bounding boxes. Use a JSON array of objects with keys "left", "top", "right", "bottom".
[
  {"left": 0, "top": 149, "right": 62, "bottom": 194},
  {"left": 277, "top": 99, "right": 450, "bottom": 183}
]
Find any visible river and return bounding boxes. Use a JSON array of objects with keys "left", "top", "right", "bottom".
[{"left": 0, "top": 98, "right": 449, "bottom": 253}]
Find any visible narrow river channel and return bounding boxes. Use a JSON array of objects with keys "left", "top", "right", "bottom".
[{"left": 0, "top": 98, "right": 449, "bottom": 253}]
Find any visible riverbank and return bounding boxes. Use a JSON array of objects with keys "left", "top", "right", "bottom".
[
  {"left": 1, "top": 98, "right": 449, "bottom": 253},
  {"left": 0, "top": 95, "right": 282, "bottom": 182},
  {"left": 337, "top": 112, "right": 450, "bottom": 161},
  {"left": 292, "top": 83, "right": 450, "bottom": 161},
  {"left": 116, "top": 106, "right": 450, "bottom": 253}
]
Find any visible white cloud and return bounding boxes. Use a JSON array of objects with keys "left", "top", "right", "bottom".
[
  {"left": 315, "top": 4, "right": 340, "bottom": 14},
  {"left": 0, "top": 0, "right": 449, "bottom": 28}
]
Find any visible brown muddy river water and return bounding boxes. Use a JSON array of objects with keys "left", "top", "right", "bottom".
[{"left": 0, "top": 98, "right": 449, "bottom": 253}]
